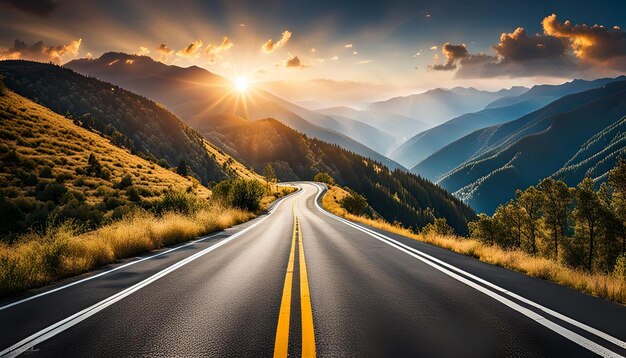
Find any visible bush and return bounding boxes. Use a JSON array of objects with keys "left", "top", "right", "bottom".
[
  {"left": 115, "top": 174, "right": 133, "bottom": 189},
  {"left": 314, "top": 172, "right": 335, "bottom": 186},
  {"left": 157, "top": 190, "right": 206, "bottom": 215},
  {"left": 340, "top": 191, "right": 368, "bottom": 216},
  {"left": 230, "top": 179, "right": 266, "bottom": 211},
  {"left": 421, "top": 217, "right": 455, "bottom": 236},
  {"left": 212, "top": 179, "right": 266, "bottom": 211}
]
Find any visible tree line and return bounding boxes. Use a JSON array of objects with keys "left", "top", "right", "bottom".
[{"left": 470, "top": 160, "right": 626, "bottom": 273}]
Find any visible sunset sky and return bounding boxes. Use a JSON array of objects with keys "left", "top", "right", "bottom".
[{"left": 1, "top": 0, "right": 625, "bottom": 105}]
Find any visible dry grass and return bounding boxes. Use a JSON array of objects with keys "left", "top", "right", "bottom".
[
  {"left": 0, "top": 90, "right": 211, "bottom": 201},
  {"left": 0, "top": 204, "right": 253, "bottom": 297},
  {"left": 322, "top": 186, "right": 626, "bottom": 304}
]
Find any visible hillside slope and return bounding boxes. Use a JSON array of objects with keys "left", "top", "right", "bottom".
[
  {"left": 438, "top": 81, "right": 626, "bottom": 214},
  {"left": 0, "top": 60, "right": 229, "bottom": 184},
  {"left": 204, "top": 118, "right": 476, "bottom": 234},
  {"left": 368, "top": 87, "right": 527, "bottom": 127},
  {"left": 65, "top": 53, "right": 401, "bottom": 168},
  {"left": 0, "top": 87, "right": 211, "bottom": 236},
  {"left": 401, "top": 77, "right": 625, "bottom": 171}
]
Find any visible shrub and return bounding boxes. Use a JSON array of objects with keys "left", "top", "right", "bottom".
[
  {"left": 421, "top": 217, "right": 455, "bottom": 236},
  {"left": 157, "top": 190, "right": 206, "bottom": 215},
  {"left": 115, "top": 174, "right": 133, "bottom": 189},
  {"left": 212, "top": 179, "right": 266, "bottom": 211},
  {"left": 340, "top": 191, "right": 368, "bottom": 216},
  {"left": 39, "top": 165, "right": 53, "bottom": 178},
  {"left": 314, "top": 172, "right": 335, "bottom": 186}
]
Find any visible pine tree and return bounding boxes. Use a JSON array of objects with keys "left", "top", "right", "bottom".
[
  {"left": 263, "top": 163, "right": 276, "bottom": 191},
  {"left": 538, "top": 178, "right": 571, "bottom": 259},
  {"left": 609, "top": 159, "right": 626, "bottom": 254},
  {"left": 517, "top": 187, "right": 543, "bottom": 255},
  {"left": 177, "top": 159, "right": 188, "bottom": 177},
  {"left": 573, "top": 178, "right": 602, "bottom": 271}
]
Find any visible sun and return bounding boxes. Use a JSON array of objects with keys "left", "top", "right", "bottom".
[{"left": 234, "top": 77, "right": 249, "bottom": 92}]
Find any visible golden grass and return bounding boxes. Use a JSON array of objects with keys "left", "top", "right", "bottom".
[
  {"left": 322, "top": 185, "right": 626, "bottom": 304},
  {"left": 203, "top": 140, "right": 264, "bottom": 181},
  {"left": 0, "top": 204, "right": 253, "bottom": 297},
  {"left": 0, "top": 90, "right": 211, "bottom": 201}
]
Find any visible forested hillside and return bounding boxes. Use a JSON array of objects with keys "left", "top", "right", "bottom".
[
  {"left": 438, "top": 80, "right": 626, "bottom": 214},
  {"left": 0, "top": 60, "right": 227, "bottom": 184},
  {"left": 0, "top": 87, "right": 210, "bottom": 239},
  {"left": 205, "top": 118, "right": 476, "bottom": 233}
]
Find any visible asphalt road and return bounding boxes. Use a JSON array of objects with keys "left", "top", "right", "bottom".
[{"left": 1, "top": 182, "right": 625, "bottom": 357}]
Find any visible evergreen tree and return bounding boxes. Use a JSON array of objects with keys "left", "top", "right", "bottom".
[
  {"left": 609, "top": 159, "right": 626, "bottom": 254},
  {"left": 177, "top": 159, "right": 189, "bottom": 177},
  {"left": 263, "top": 163, "right": 276, "bottom": 191},
  {"left": 517, "top": 186, "right": 543, "bottom": 255},
  {"left": 573, "top": 178, "right": 602, "bottom": 271},
  {"left": 538, "top": 178, "right": 572, "bottom": 259}
]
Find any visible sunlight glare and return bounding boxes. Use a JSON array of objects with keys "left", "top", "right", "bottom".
[{"left": 234, "top": 77, "right": 249, "bottom": 92}]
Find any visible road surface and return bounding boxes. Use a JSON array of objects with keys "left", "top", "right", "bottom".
[{"left": 1, "top": 182, "right": 625, "bottom": 357}]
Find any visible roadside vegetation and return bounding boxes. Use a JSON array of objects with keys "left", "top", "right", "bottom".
[
  {"left": 322, "top": 180, "right": 626, "bottom": 304},
  {"left": 0, "top": 89, "right": 294, "bottom": 297}
]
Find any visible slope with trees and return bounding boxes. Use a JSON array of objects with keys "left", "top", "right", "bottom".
[
  {"left": 204, "top": 118, "right": 476, "bottom": 234},
  {"left": 0, "top": 60, "right": 228, "bottom": 184}
]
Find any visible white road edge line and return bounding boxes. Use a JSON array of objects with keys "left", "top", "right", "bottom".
[
  {"left": 0, "top": 189, "right": 296, "bottom": 312},
  {"left": 311, "top": 183, "right": 625, "bottom": 357},
  {"left": 0, "top": 189, "right": 301, "bottom": 358}
]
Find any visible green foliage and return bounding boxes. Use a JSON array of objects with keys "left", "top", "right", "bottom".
[
  {"left": 470, "top": 161, "right": 626, "bottom": 274},
  {"left": 313, "top": 172, "right": 335, "bottom": 186},
  {"left": 421, "top": 217, "right": 455, "bottom": 236},
  {"left": 212, "top": 179, "right": 266, "bottom": 211},
  {"left": 340, "top": 191, "right": 368, "bottom": 216},
  {"left": 177, "top": 159, "right": 189, "bottom": 177},
  {"left": 263, "top": 163, "right": 276, "bottom": 190},
  {"left": 156, "top": 190, "right": 206, "bottom": 215}
]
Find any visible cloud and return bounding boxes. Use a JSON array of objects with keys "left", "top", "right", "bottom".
[
  {"left": 345, "top": 44, "right": 353, "bottom": 48},
  {"left": 177, "top": 39, "right": 203, "bottom": 58},
  {"left": 262, "top": 30, "right": 292, "bottom": 53},
  {"left": 429, "top": 43, "right": 468, "bottom": 70},
  {"left": 310, "top": 48, "right": 316, "bottom": 53},
  {"left": 137, "top": 46, "right": 150, "bottom": 56},
  {"left": 430, "top": 14, "right": 626, "bottom": 78},
  {"left": 1, "top": 0, "right": 57, "bottom": 17},
  {"left": 356, "top": 60, "right": 372, "bottom": 64},
  {"left": 331, "top": 55, "right": 339, "bottom": 60},
  {"left": 283, "top": 54, "right": 309, "bottom": 68},
  {"left": 430, "top": 46, "right": 438, "bottom": 50},
  {"left": 0, "top": 38, "right": 81, "bottom": 64},
  {"left": 205, "top": 36, "right": 234, "bottom": 63},
  {"left": 156, "top": 43, "right": 174, "bottom": 62},
  {"left": 542, "top": 14, "right": 626, "bottom": 70}
]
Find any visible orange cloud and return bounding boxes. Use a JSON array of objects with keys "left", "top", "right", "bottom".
[
  {"left": 0, "top": 38, "right": 81, "bottom": 64},
  {"left": 177, "top": 39, "right": 203, "bottom": 58},
  {"left": 430, "top": 43, "right": 468, "bottom": 70},
  {"left": 282, "top": 54, "right": 309, "bottom": 68},
  {"left": 156, "top": 43, "right": 173, "bottom": 62},
  {"left": 542, "top": 14, "right": 626, "bottom": 70},
  {"left": 205, "top": 36, "right": 234, "bottom": 63},
  {"left": 262, "top": 30, "right": 292, "bottom": 53}
]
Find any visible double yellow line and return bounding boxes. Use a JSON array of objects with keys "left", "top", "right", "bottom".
[{"left": 273, "top": 202, "right": 316, "bottom": 358}]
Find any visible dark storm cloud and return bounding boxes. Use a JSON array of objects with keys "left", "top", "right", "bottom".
[{"left": 0, "top": 0, "right": 57, "bottom": 17}]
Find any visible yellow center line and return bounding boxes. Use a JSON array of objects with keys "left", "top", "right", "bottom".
[
  {"left": 273, "top": 199, "right": 317, "bottom": 358},
  {"left": 298, "top": 215, "right": 317, "bottom": 357},
  {"left": 273, "top": 203, "right": 298, "bottom": 358}
]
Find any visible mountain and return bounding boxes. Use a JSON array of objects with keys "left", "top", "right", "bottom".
[
  {"left": 0, "top": 60, "right": 229, "bottom": 184},
  {"left": 394, "top": 77, "right": 623, "bottom": 169},
  {"left": 411, "top": 76, "right": 626, "bottom": 181},
  {"left": 0, "top": 86, "right": 212, "bottom": 236},
  {"left": 202, "top": 118, "right": 476, "bottom": 234},
  {"left": 65, "top": 53, "right": 401, "bottom": 168},
  {"left": 434, "top": 80, "right": 626, "bottom": 214},
  {"left": 485, "top": 76, "right": 625, "bottom": 110},
  {"left": 367, "top": 86, "right": 527, "bottom": 127},
  {"left": 316, "top": 106, "right": 430, "bottom": 150}
]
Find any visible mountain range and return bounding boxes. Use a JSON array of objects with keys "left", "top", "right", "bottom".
[{"left": 65, "top": 53, "right": 402, "bottom": 168}]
